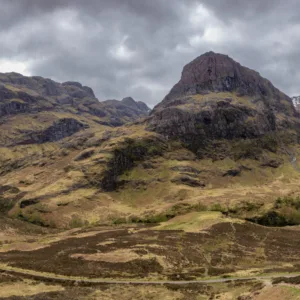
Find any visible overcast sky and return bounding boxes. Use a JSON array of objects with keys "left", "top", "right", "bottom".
[{"left": 1, "top": 0, "right": 300, "bottom": 106}]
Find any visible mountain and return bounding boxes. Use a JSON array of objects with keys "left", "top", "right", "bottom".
[
  {"left": 1, "top": 53, "right": 300, "bottom": 230},
  {"left": 147, "top": 51, "right": 299, "bottom": 157},
  {"left": 3, "top": 55, "right": 300, "bottom": 300},
  {"left": 121, "top": 96, "right": 151, "bottom": 113},
  {"left": 0, "top": 72, "right": 149, "bottom": 146}
]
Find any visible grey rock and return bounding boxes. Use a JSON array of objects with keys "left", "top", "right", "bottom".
[
  {"left": 260, "top": 158, "right": 283, "bottom": 168},
  {"left": 62, "top": 81, "right": 83, "bottom": 88},
  {"left": 24, "top": 118, "right": 88, "bottom": 144},
  {"left": 171, "top": 175, "right": 205, "bottom": 187},
  {"left": 223, "top": 169, "right": 241, "bottom": 177},
  {"left": 147, "top": 52, "right": 299, "bottom": 156}
]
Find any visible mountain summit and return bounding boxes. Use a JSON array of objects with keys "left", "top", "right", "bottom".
[
  {"left": 148, "top": 52, "right": 299, "bottom": 156},
  {"left": 161, "top": 51, "right": 288, "bottom": 101}
]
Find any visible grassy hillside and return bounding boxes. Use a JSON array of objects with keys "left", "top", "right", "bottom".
[{"left": 1, "top": 118, "right": 300, "bottom": 229}]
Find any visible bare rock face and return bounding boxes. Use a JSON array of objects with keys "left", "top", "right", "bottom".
[
  {"left": 136, "top": 101, "right": 151, "bottom": 113},
  {"left": 147, "top": 52, "right": 299, "bottom": 155},
  {"left": 292, "top": 96, "right": 300, "bottom": 112},
  {"left": 28, "top": 118, "right": 88, "bottom": 144},
  {"left": 101, "top": 97, "right": 150, "bottom": 126},
  {"left": 121, "top": 97, "right": 150, "bottom": 113},
  {"left": 161, "top": 51, "right": 290, "bottom": 102},
  {"left": 62, "top": 81, "right": 95, "bottom": 98},
  {"left": 121, "top": 97, "right": 138, "bottom": 108}
]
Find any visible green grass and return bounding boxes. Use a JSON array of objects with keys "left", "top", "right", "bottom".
[
  {"left": 69, "top": 215, "right": 88, "bottom": 228},
  {"left": 158, "top": 211, "right": 225, "bottom": 231},
  {"left": 246, "top": 196, "right": 300, "bottom": 226}
]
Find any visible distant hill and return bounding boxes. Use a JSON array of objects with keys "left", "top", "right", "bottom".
[{"left": 0, "top": 72, "right": 150, "bottom": 146}]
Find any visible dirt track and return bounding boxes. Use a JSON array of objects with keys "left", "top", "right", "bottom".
[{"left": 1, "top": 263, "right": 300, "bottom": 286}]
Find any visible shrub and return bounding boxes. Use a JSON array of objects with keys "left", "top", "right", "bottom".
[
  {"left": 143, "top": 214, "right": 170, "bottom": 223},
  {"left": 74, "top": 149, "right": 95, "bottom": 161},
  {"left": 234, "top": 201, "right": 264, "bottom": 213},
  {"left": 112, "top": 217, "right": 127, "bottom": 225},
  {"left": 232, "top": 139, "right": 262, "bottom": 160},
  {"left": 274, "top": 196, "right": 300, "bottom": 210},
  {"left": 246, "top": 196, "right": 300, "bottom": 227},
  {"left": 247, "top": 211, "right": 290, "bottom": 227},
  {"left": 194, "top": 202, "right": 208, "bottom": 212},
  {"left": 259, "top": 134, "right": 278, "bottom": 153},
  {"left": 281, "top": 207, "right": 300, "bottom": 224},
  {"left": 18, "top": 210, "right": 47, "bottom": 227},
  {"left": 69, "top": 215, "right": 86, "bottom": 228},
  {"left": 210, "top": 203, "right": 226, "bottom": 213},
  {"left": 0, "top": 197, "right": 18, "bottom": 213}
]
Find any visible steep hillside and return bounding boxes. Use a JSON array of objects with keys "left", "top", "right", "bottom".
[
  {"left": 0, "top": 72, "right": 149, "bottom": 146},
  {"left": 147, "top": 51, "right": 300, "bottom": 157},
  {"left": 1, "top": 54, "right": 300, "bottom": 229}
]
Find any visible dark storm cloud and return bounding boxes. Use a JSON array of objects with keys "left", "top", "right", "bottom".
[{"left": 0, "top": 0, "right": 300, "bottom": 106}]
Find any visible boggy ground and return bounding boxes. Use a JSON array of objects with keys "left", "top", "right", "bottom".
[
  {"left": 0, "top": 212, "right": 300, "bottom": 280},
  {"left": 2, "top": 213, "right": 300, "bottom": 299}
]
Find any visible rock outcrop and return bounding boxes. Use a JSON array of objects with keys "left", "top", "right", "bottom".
[
  {"left": 102, "top": 97, "right": 150, "bottom": 126},
  {"left": 122, "top": 97, "right": 150, "bottom": 113},
  {"left": 147, "top": 52, "right": 299, "bottom": 155},
  {"left": 292, "top": 96, "right": 300, "bottom": 112},
  {"left": 25, "top": 118, "right": 88, "bottom": 144}
]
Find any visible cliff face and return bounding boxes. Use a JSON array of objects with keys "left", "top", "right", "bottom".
[
  {"left": 0, "top": 73, "right": 150, "bottom": 146},
  {"left": 147, "top": 52, "right": 299, "bottom": 154},
  {"left": 160, "top": 52, "right": 291, "bottom": 101},
  {"left": 19, "top": 118, "right": 88, "bottom": 145}
]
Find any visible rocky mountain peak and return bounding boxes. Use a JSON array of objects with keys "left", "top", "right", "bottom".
[
  {"left": 136, "top": 101, "right": 151, "bottom": 113},
  {"left": 121, "top": 97, "right": 150, "bottom": 113},
  {"left": 147, "top": 52, "right": 299, "bottom": 156},
  {"left": 160, "top": 51, "right": 285, "bottom": 106},
  {"left": 121, "top": 97, "right": 138, "bottom": 108}
]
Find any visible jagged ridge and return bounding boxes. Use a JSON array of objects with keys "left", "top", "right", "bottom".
[{"left": 0, "top": 72, "right": 150, "bottom": 145}]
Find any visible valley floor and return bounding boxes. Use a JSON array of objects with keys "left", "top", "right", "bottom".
[{"left": 1, "top": 214, "right": 300, "bottom": 299}]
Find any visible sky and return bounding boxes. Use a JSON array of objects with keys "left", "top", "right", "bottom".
[{"left": 1, "top": 0, "right": 300, "bottom": 106}]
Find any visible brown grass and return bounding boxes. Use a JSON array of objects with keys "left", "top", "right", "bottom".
[
  {"left": 0, "top": 280, "right": 64, "bottom": 298},
  {"left": 71, "top": 249, "right": 141, "bottom": 263},
  {"left": 253, "top": 285, "right": 300, "bottom": 300}
]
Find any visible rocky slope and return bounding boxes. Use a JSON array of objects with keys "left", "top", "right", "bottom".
[
  {"left": 147, "top": 52, "right": 299, "bottom": 157},
  {"left": 1, "top": 53, "right": 300, "bottom": 229},
  {"left": 0, "top": 72, "right": 149, "bottom": 145}
]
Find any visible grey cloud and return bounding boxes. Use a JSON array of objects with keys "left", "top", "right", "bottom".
[{"left": 0, "top": 0, "right": 300, "bottom": 105}]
